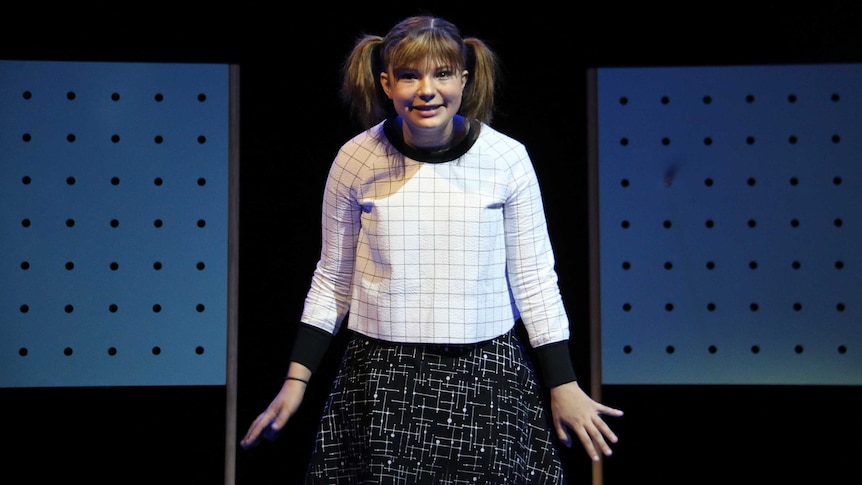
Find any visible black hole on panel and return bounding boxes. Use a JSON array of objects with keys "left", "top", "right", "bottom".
[
  {"left": 66, "top": 91, "right": 76, "bottom": 100},
  {"left": 65, "top": 304, "right": 74, "bottom": 313},
  {"left": 153, "top": 261, "right": 162, "bottom": 270},
  {"left": 620, "top": 178, "right": 629, "bottom": 187},
  {"left": 833, "top": 176, "right": 842, "bottom": 185},
  {"left": 792, "top": 260, "right": 801, "bottom": 269},
  {"left": 111, "top": 134, "right": 120, "bottom": 143},
  {"left": 788, "top": 94, "right": 797, "bottom": 103},
  {"left": 154, "top": 219, "right": 163, "bottom": 228},
  {"left": 622, "top": 303, "right": 632, "bottom": 312},
  {"left": 619, "top": 96, "right": 628, "bottom": 105},
  {"left": 788, "top": 135, "right": 798, "bottom": 144},
  {"left": 197, "top": 219, "right": 206, "bottom": 228},
  {"left": 664, "top": 261, "right": 673, "bottom": 270},
  {"left": 745, "top": 94, "right": 755, "bottom": 103},
  {"left": 660, "top": 96, "right": 670, "bottom": 104},
  {"left": 196, "top": 262, "right": 206, "bottom": 270},
  {"left": 750, "top": 302, "right": 759, "bottom": 312},
  {"left": 621, "top": 220, "right": 630, "bottom": 229},
  {"left": 791, "top": 218, "right": 800, "bottom": 227},
  {"left": 111, "top": 176, "right": 120, "bottom": 185},
  {"left": 793, "top": 302, "right": 802, "bottom": 311},
  {"left": 704, "top": 178, "right": 714, "bottom": 187},
  {"left": 706, "top": 261, "right": 715, "bottom": 270},
  {"left": 154, "top": 177, "right": 163, "bottom": 186},
  {"left": 707, "top": 302, "right": 716, "bottom": 311},
  {"left": 703, "top": 137, "right": 713, "bottom": 145},
  {"left": 662, "top": 220, "right": 672, "bottom": 228},
  {"left": 790, "top": 176, "right": 799, "bottom": 186},
  {"left": 20, "top": 261, "right": 30, "bottom": 270},
  {"left": 835, "top": 260, "right": 844, "bottom": 269},
  {"left": 21, "top": 133, "right": 34, "bottom": 144},
  {"left": 110, "top": 261, "right": 119, "bottom": 271},
  {"left": 108, "top": 347, "right": 117, "bottom": 356},
  {"left": 197, "top": 177, "right": 206, "bottom": 186},
  {"left": 21, "top": 218, "right": 31, "bottom": 227},
  {"left": 834, "top": 218, "right": 843, "bottom": 227},
  {"left": 703, "top": 95, "right": 712, "bottom": 104},
  {"left": 198, "top": 93, "right": 207, "bottom": 102},
  {"left": 838, "top": 345, "right": 847, "bottom": 354},
  {"left": 20, "top": 304, "right": 29, "bottom": 313},
  {"left": 620, "top": 137, "right": 629, "bottom": 146},
  {"left": 197, "top": 135, "right": 207, "bottom": 144},
  {"left": 110, "top": 219, "right": 119, "bottom": 228},
  {"left": 153, "top": 304, "right": 162, "bottom": 313},
  {"left": 623, "top": 345, "right": 632, "bottom": 354},
  {"left": 66, "top": 219, "right": 75, "bottom": 227},
  {"left": 794, "top": 344, "right": 804, "bottom": 354},
  {"left": 19, "top": 348, "right": 28, "bottom": 356},
  {"left": 622, "top": 261, "right": 631, "bottom": 270},
  {"left": 748, "top": 261, "right": 758, "bottom": 269},
  {"left": 196, "top": 304, "right": 205, "bottom": 312},
  {"left": 661, "top": 137, "right": 670, "bottom": 146},
  {"left": 708, "top": 345, "right": 717, "bottom": 354},
  {"left": 67, "top": 133, "right": 76, "bottom": 142},
  {"left": 665, "top": 345, "right": 675, "bottom": 354},
  {"left": 23, "top": 91, "right": 32, "bottom": 99},
  {"left": 747, "top": 177, "right": 756, "bottom": 186},
  {"left": 831, "top": 93, "right": 840, "bottom": 102},
  {"left": 837, "top": 302, "right": 846, "bottom": 312},
  {"left": 664, "top": 303, "right": 674, "bottom": 312},
  {"left": 196, "top": 346, "right": 205, "bottom": 355},
  {"left": 154, "top": 93, "right": 164, "bottom": 102},
  {"left": 64, "top": 347, "right": 73, "bottom": 356},
  {"left": 746, "top": 136, "right": 755, "bottom": 145},
  {"left": 751, "top": 345, "right": 760, "bottom": 354},
  {"left": 66, "top": 176, "right": 75, "bottom": 185},
  {"left": 111, "top": 92, "right": 120, "bottom": 101},
  {"left": 22, "top": 176, "right": 31, "bottom": 184},
  {"left": 832, "top": 134, "right": 841, "bottom": 143},
  {"left": 705, "top": 219, "right": 714, "bottom": 228},
  {"left": 65, "top": 261, "right": 74, "bottom": 270},
  {"left": 109, "top": 304, "right": 118, "bottom": 313},
  {"left": 747, "top": 219, "right": 757, "bottom": 228},
  {"left": 152, "top": 346, "right": 161, "bottom": 355},
  {"left": 154, "top": 135, "right": 164, "bottom": 144}
]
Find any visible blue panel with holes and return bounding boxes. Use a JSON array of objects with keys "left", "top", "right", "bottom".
[
  {"left": 594, "top": 63, "right": 862, "bottom": 385},
  {"left": 0, "top": 60, "right": 229, "bottom": 387}
]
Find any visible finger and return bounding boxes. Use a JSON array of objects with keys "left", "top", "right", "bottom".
[{"left": 555, "top": 422, "right": 573, "bottom": 448}]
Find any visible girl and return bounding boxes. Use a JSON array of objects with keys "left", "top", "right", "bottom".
[{"left": 242, "top": 15, "right": 622, "bottom": 484}]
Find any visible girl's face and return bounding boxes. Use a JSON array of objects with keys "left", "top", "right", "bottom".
[{"left": 380, "top": 61, "right": 468, "bottom": 148}]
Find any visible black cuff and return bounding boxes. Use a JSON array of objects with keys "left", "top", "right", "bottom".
[
  {"left": 534, "top": 340, "right": 577, "bottom": 388},
  {"left": 289, "top": 323, "right": 333, "bottom": 374}
]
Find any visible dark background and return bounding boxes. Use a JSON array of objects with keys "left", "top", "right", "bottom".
[{"left": 2, "top": 2, "right": 861, "bottom": 483}]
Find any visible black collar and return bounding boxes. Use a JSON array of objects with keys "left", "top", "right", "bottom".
[{"left": 383, "top": 117, "right": 481, "bottom": 163}]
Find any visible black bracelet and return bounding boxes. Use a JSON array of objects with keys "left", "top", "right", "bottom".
[{"left": 285, "top": 376, "right": 308, "bottom": 385}]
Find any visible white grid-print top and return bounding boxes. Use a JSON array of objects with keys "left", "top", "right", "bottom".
[{"left": 301, "top": 121, "right": 569, "bottom": 348}]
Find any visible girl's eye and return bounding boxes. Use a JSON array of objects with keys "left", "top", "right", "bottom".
[{"left": 436, "top": 70, "right": 453, "bottom": 79}]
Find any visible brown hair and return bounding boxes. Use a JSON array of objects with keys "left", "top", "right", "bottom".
[{"left": 341, "top": 16, "right": 500, "bottom": 130}]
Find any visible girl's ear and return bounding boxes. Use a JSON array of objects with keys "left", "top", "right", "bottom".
[{"left": 380, "top": 72, "right": 392, "bottom": 99}]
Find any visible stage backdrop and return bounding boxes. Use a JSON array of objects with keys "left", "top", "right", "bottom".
[
  {"left": 0, "top": 60, "right": 237, "bottom": 387},
  {"left": 589, "top": 63, "right": 862, "bottom": 385}
]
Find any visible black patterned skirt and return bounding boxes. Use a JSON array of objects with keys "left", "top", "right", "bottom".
[{"left": 305, "top": 330, "right": 566, "bottom": 484}]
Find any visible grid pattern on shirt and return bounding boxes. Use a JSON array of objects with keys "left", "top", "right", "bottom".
[
  {"left": 305, "top": 331, "right": 566, "bottom": 484},
  {"left": 301, "top": 123, "right": 569, "bottom": 348}
]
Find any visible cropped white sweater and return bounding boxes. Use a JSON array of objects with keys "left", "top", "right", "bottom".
[{"left": 299, "top": 118, "right": 570, "bottom": 352}]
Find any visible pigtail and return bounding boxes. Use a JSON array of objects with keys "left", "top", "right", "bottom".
[
  {"left": 341, "top": 35, "right": 389, "bottom": 129},
  {"left": 462, "top": 37, "right": 500, "bottom": 125}
]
